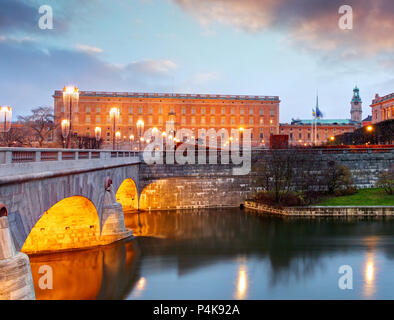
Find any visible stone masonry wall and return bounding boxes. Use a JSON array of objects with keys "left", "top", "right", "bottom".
[{"left": 139, "top": 149, "right": 393, "bottom": 210}]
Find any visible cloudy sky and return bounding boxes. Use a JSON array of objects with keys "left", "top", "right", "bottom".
[{"left": 1, "top": 0, "right": 393, "bottom": 122}]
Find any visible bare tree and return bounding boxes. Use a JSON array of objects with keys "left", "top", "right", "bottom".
[{"left": 18, "top": 107, "right": 57, "bottom": 147}]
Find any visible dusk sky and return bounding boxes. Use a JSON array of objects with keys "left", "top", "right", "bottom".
[{"left": 1, "top": 0, "right": 394, "bottom": 122}]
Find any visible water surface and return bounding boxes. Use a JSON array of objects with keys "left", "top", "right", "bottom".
[{"left": 29, "top": 208, "right": 394, "bottom": 299}]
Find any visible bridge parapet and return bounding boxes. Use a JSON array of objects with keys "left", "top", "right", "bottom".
[{"left": 0, "top": 148, "right": 141, "bottom": 185}]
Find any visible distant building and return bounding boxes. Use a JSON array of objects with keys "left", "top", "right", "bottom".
[
  {"left": 279, "top": 119, "right": 359, "bottom": 146},
  {"left": 53, "top": 90, "right": 280, "bottom": 148},
  {"left": 279, "top": 87, "right": 362, "bottom": 146},
  {"left": 370, "top": 92, "right": 394, "bottom": 124}
]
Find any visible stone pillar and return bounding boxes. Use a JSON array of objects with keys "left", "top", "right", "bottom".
[
  {"left": 100, "top": 184, "right": 133, "bottom": 242},
  {"left": 0, "top": 216, "right": 36, "bottom": 300}
]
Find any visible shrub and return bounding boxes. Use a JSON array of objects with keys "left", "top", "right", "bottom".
[
  {"left": 323, "top": 163, "right": 355, "bottom": 195},
  {"left": 376, "top": 167, "right": 394, "bottom": 195},
  {"left": 252, "top": 191, "right": 305, "bottom": 207}
]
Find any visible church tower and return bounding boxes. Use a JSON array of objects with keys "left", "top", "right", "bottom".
[{"left": 350, "top": 86, "right": 362, "bottom": 122}]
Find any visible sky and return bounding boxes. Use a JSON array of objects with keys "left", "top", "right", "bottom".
[{"left": 0, "top": 0, "right": 393, "bottom": 122}]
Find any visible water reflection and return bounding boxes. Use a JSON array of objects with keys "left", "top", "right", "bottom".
[
  {"left": 29, "top": 239, "right": 140, "bottom": 300},
  {"left": 363, "top": 252, "right": 376, "bottom": 298},
  {"left": 235, "top": 264, "right": 248, "bottom": 300},
  {"left": 28, "top": 208, "right": 394, "bottom": 299}
]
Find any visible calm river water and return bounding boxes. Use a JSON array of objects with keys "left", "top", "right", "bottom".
[{"left": 29, "top": 208, "right": 394, "bottom": 300}]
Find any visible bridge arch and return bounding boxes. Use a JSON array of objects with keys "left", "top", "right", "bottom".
[
  {"left": 21, "top": 196, "right": 101, "bottom": 254},
  {"left": 116, "top": 178, "right": 139, "bottom": 211}
]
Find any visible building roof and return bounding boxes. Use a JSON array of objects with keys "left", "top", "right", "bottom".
[
  {"left": 371, "top": 92, "right": 394, "bottom": 105},
  {"left": 363, "top": 115, "right": 372, "bottom": 122},
  {"left": 287, "top": 119, "right": 359, "bottom": 126},
  {"left": 53, "top": 90, "right": 280, "bottom": 102}
]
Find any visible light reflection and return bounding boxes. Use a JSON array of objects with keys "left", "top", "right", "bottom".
[
  {"left": 235, "top": 264, "right": 248, "bottom": 300},
  {"left": 130, "top": 277, "right": 147, "bottom": 298},
  {"left": 363, "top": 252, "right": 376, "bottom": 298}
]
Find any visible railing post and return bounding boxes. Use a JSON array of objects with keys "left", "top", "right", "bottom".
[
  {"left": 5, "top": 151, "right": 12, "bottom": 164},
  {"left": 58, "top": 151, "right": 62, "bottom": 161},
  {"left": 88, "top": 151, "right": 92, "bottom": 159},
  {"left": 35, "top": 151, "right": 41, "bottom": 162},
  {"left": 75, "top": 151, "right": 79, "bottom": 160}
]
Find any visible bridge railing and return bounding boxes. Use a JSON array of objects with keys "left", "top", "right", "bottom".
[{"left": 0, "top": 148, "right": 140, "bottom": 165}]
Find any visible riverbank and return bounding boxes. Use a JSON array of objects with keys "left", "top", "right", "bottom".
[{"left": 244, "top": 200, "right": 394, "bottom": 217}]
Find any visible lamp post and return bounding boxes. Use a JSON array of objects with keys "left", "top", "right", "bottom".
[
  {"left": 62, "top": 86, "right": 79, "bottom": 149},
  {"left": 110, "top": 107, "right": 120, "bottom": 150},
  {"left": 137, "top": 119, "right": 144, "bottom": 151},
  {"left": 129, "top": 134, "right": 134, "bottom": 150},
  {"left": 61, "top": 119, "right": 70, "bottom": 148},
  {"left": 94, "top": 127, "right": 101, "bottom": 149},
  {"left": 115, "top": 131, "right": 121, "bottom": 150},
  {"left": 366, "top": 125, "right": 374, "bottom": 144},
  {"left": 0, "top": 106, "right": 12, "bottom": 146}
]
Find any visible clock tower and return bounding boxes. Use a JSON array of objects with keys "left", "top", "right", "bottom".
[{"left": 350, "top": 86, "right": 362, "bottom": 122}]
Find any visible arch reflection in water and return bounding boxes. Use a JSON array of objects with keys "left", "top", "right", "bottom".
[{"left": 29, "top": 239, "right": 140, "bottom": 300}]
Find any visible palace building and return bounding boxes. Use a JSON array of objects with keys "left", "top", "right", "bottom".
[
  {"left": 53, "top": 90, "right": 280, "bottom": 148},
  {"left": 279, "top": 87, "right": 363, "bottom": 146},
  {"left": 370, "top": 92, "right": 394, "bottom": 124}
]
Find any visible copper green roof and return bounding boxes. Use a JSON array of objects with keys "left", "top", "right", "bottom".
[{"left": 290, "top": 119, "right": 359, "bottom": 125}]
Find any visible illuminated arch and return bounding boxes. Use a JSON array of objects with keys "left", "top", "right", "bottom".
[
  {"left": 22, "top": 196, "right": 100, "bottom": 254},
  {"left": 116, "top": 178, "right": 138, "bottom": 212}
]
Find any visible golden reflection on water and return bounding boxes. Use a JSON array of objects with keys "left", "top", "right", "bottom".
[
  {"left": 363, "top": 252, "right": 376, "bottom": 299},
  {"left": 29, "top": 240, "right": 139, "bottom": 300},
  {"left": 234, "top": 261, "right": 248, "bottom": 300}
]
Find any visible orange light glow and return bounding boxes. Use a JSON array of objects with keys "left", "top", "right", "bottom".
[
  {"left": 235, "top": 265, "right": 248, "bottom": 300},
  {"left": 116, "top": 178, "right": 138, "bottom": 211},
  {"left": 22, "top": 196, "right": 100, "bottom": 254},
  {"left": 366, "top": 125, "right": 374, "bottom": 132}
]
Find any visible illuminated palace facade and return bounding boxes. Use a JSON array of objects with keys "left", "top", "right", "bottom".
[
  {"left": 53, "top": 90, "right": 280, "bottom": 148},
  {"left": 279, "top": 87, "right": 364, "bottom": 146},
  {"left": 370, "top": 92, "right": 394, "bottom": 124}
]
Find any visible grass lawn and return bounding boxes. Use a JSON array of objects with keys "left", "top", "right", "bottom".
[{"left": 316, "top": 188, "right": 394, "bottom": 206}]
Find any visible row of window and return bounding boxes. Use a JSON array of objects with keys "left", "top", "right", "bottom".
[
  {"left": 76, "top": 115, "right": 276, "bottom": 126},
  {"left": 60, "top": 105, "right": 276, "bottom": 116}
]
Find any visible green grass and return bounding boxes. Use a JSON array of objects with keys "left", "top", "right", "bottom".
[{"left": 316, "top": 188, "right": 394, "bottom": 206}]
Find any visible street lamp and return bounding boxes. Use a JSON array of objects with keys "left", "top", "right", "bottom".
[
  {"left": 0, "top": 106, "right": 12, "bottom": 146},
  {"left": 62, "top": 86, "right": 79, "bottom": 149},
  {"left": 115, "top": 131, "right": 121, "bottom": 150},
  {"left": 110, "top": 107, "right": 120, "bottom": 150},
  {"left": 129, "top": 134, "right": 134, "bottom": 150},
  {"left": 94, "top": 127, "right": 101, "bottom": 149},
  {"left": 137, "top": 119, "right": 144, "bottom": 151},
  {"left": 61, "top": 119, "right": 70, "bottom": 148},
  {"left": 329, "top": 136, "right": 335, "bottom": 142},
  {"left": 366, "top": 125, "right": 374, "bottom": 132}
]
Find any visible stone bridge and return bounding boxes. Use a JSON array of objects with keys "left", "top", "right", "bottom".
[{"left": 0, "top": 148, "right": 141, "bottom": 254}]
